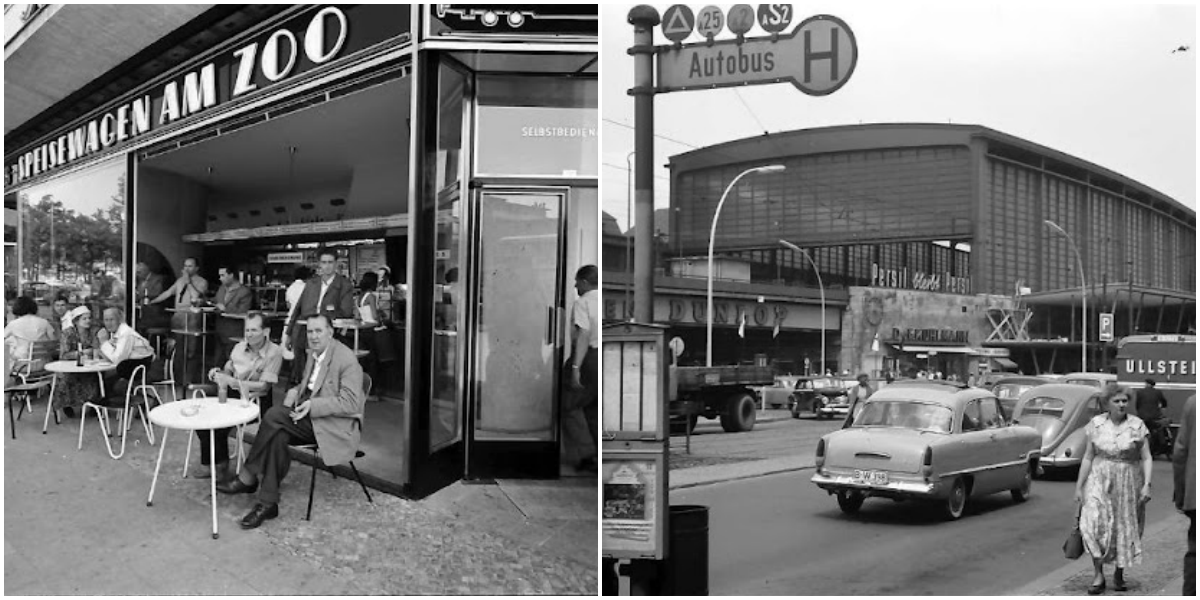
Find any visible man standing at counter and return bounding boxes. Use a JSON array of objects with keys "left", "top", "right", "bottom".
[
  {"left": 283, "top": 249, "right": 355, "bottom": 383},
  {"left": 148, "top": 257, "right": 208, "bottom": 384},
  {"left": 213, "top": 264, "right": 253, "bottom": 366}
]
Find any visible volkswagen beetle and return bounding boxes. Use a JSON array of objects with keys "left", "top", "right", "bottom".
[
  {"left": 811, "top": 379, "right": 1042, "bottom": 520},
  {"left": 1010, "top": 383, "right": 1106, "bottom": 474},
  {"left": 989, "top": 375, "right": 1053, "bottom": 417}
]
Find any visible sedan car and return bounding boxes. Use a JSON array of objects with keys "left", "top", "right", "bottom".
[
  {"left": 790, "top": 377, "right": 851, "bottom": 419},
  {"left": 1010, "top": 383, "right": 1105, "bottom": 473},
  {"left": 989, "top": 375, "right": 1053, "bottom": 417},
  {"left": 1060, "top": 372, "right": 1116, "bottom": 389},
  {"left": 811, "top": 380, "right": 1042, "bottom": 520},
  {"left": 757, "top": 375, "right": 804, "bottom": 409}
]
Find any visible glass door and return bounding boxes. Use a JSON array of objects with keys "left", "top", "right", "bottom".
[{"left": 466, "top": 187, "right": 566, "bottom": 477}]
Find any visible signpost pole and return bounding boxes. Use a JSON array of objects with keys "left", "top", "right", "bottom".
[{"left": 630, "top": 6, "right": 660, "bottom": 324}]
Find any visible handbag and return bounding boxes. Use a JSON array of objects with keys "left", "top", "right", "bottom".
[{"left": 1063, "top": 506, "right": 1084, "bottom": 560}]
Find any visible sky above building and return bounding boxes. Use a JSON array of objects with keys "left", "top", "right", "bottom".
[{"left": 601, "top": 2, "right": 1198, "bottom": 231}]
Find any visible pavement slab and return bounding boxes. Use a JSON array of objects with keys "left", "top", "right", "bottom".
[{"left": 5, "top": 409, "right": 596, "bottom": 595}]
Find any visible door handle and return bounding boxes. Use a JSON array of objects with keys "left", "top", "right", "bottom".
[{"left": 546, "top": 306, "right": 553, "bottom": 346}]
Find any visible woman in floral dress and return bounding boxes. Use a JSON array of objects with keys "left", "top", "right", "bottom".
[
  {"left": 1074, "top": 385, "right": 1153, "bottom": 594},
  {"left": 55, "top": 307, "right": 101, "bottom": 416}
]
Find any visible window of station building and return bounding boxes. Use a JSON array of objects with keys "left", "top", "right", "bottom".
[
  {"left": 12, "top": 157, "right": 127, "bottom": 315},
  {"left": 475, "top": 75, "right": 596, "bottom": 178}
]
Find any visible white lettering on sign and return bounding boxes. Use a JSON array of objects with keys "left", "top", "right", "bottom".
[
  {"left": 1125, "top": 359, "right": 1198, "bottom": 377},
  {"left": 870, "top": 263, "right": 970, "bottom": 295},
  {"left": 657, "top": 14, "right": 857, "bottom": 96},
  {"left": 9, "top": 7, "right": 351, "bottom": 186},
  {"left": 520, "top": 126, "right": 598, "bottom": 138}
]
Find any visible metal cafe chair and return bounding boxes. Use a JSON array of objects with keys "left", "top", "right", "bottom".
[
  {"left": 296, "top": 373, "right": 373, "bottom": 521},
  {"left": 6, "top": 349, "right": 55, "bottom": 439},
  {"left": 134, "top": 337, "right": 178, "bottom": 406},
  {"left": 9, "top": 338, "right": 58, "bottom": 419},
  {"left": 78, "top": 364, "right": 156, "bottom": 459}
]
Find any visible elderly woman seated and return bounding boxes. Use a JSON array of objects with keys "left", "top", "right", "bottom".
[{"left": 56, "top": 306, "right": 102, "bottom": 417}]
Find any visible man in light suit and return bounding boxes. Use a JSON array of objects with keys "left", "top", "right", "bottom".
[
  {"left": 218, "top": 313, "right": 365, "bottom": 529},
  {"left": 282, "top": 249, "right": 355, "bottom": 383}
]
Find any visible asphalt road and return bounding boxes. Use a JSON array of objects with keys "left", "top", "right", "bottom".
[
  {"left": 669, "top": 411, "right": 840, "bottom": 462},
  {"left": 672, "top": 458, "right": 1179, "bottom": 595}
]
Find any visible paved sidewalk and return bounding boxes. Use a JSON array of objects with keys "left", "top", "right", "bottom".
[{"left": 4, "top": 412, "right": 596, "bottom": 595}]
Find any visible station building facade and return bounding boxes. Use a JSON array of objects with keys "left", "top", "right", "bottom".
[
  {"left": 6, "top": 4, "right": 598, "bottom": 496},
  {"left": 605, "top": 123, "right": 1195, "bottom": 379}
]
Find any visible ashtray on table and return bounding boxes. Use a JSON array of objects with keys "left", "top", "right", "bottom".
[{"left": 181, "top": 405, "right": 201, "bottom": 417}]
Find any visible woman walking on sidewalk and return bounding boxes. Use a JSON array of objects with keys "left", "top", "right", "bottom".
[{"left": 1074, "top": 385, "right": 1153, "bottom": 595}]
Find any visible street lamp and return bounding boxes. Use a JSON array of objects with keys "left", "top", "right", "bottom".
[
  {"left": 706, "top": 164, "right": 786, "bottom": 367},
  {"left": 780, "top": 239, "right": 825, "bottom": 377},
  {"left": 1044, "top": 219, "right": 1087, "bottom": 372}
]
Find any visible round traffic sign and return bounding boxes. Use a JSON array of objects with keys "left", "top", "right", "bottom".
[
  {"left": 791, "top": 14, "right": 858, "bottom": 96},
  {"left": 669, "top": 336, "right": 685, "bottom": 359},
  {"left": 727, "top": 4, "right": 755, "bottom": 36},
  {"left": 660, "top": 4, "right": 695, "bottom": 43},
  {"left": 696, "top": 5, "right": 724, "bottom": 39},
  {"left": 757, "top": 4, "right": 793, "bottom": 33}
]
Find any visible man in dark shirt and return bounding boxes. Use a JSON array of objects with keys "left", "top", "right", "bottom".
[{"left": 1136, "top": 378, "right": 1168, "bottom": 423}]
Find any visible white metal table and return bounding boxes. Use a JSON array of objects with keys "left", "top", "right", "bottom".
[
  {"left": 146, "top": 397, "right": 259, "bottom": 539},
  {"left": 43, "top": 359, "right": 115, "bottom": 434}
]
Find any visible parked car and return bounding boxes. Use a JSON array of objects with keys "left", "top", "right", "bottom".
[
  {"left": 811, "top": 379, "right": 1042, "bottom": 520},
  {"left": 989, "top": 375, "right": 1053, "bottom": 416},
  {"left": 1011, "top": 383, "right": 1105, "bottom": 474},
  {"left": 756, "top": 375, "right": 805, "bottom": 409},
  {"left": 790, "top": 377, "right": 852, "bottom": 419},
  {"left": 1061, "top": 372, "right": 1116, "bottom": 389},
  {"left": 975, "top": 371, "right": 1015, "bottom": 389}
]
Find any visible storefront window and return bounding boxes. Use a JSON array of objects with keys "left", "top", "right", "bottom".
[
  {"left": 475, "top": 76, "right": 597, "bottom": 177},
  {"left": 15, "top": 158, "right": 127, "bottom": 316},
  {"left": 431, "top": 62, "right": 467, "bottom": 452}
]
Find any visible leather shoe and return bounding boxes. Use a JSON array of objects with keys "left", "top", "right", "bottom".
[
  {"left": 216, "top": 477, "right": 258, "bottom": 495},
  {"left": 239, "top": 503, "right": 278, "bottom": 529}
]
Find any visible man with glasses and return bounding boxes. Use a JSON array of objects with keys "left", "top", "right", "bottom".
[{"left": 282, "top": 249, "right": 354, "bottom": 383}]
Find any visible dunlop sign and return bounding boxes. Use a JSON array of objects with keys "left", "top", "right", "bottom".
[{"left": 657, "top": 14, "right": 857, "bottom": 95}]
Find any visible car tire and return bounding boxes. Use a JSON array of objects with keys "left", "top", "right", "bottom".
[
  {"left": 836, "top": 490, "right": 865, "bottom": 514},
  {"left": 1011, "top": 463, "right": 1033, "bottom": 503},
  {"left": 720, "top": 393, "right": 757, "bottom": 432},
  {"left": 944, "top": 477, "right": 967, "bottom": 520}
]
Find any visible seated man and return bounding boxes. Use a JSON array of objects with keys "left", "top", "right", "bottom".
[
  {"left": 96, "top": 307, "right": 155, "bottom": 384},
  {"left": 193, "top": 312, "right": 283, "bottom": 480},
  {"left": 217, "top": 313, "right": 365, "bottom": 529}
]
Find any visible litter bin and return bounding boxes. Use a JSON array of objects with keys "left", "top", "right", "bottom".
[
  {"left": 602, "top": 558, "right": 619, "bottom": 595},
  {"left": 663, "top": 505, "right": 709, "bottom": 595}
]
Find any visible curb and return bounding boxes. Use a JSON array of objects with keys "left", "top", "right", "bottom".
[
  {"left": 1005, "top": 515, "right": 1184, "bottom": 596},
  {"left": 670, "top": 462, "right": 815, "bottom": 491}
]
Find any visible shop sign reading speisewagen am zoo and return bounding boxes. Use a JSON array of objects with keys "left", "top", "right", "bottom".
[{"left": 8, "top": 5, "right": 411, "bottom": 186}]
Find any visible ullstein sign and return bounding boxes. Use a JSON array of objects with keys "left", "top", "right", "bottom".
[{"left": 7, "top": 5, "right": 410, "bottom": 186}]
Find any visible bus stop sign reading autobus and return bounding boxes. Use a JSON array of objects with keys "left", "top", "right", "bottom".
[{"left": 657, "top": 13, "right": 858, "bottom": 96}]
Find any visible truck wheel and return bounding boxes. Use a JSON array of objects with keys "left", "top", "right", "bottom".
[
  {"left": 721, "top": 393, "right": 757, "bottom": 432},
  {"left": 836, "top": 490, "right": 865, "bottom": 514}
]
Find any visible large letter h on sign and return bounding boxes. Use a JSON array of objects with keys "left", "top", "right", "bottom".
[{"left": 804, "top": 28, "right": 839, "bottom": 83}]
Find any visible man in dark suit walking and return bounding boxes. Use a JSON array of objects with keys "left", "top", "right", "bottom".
[{"left": 282, "top": 249, "right": 355, "bottom": 383}]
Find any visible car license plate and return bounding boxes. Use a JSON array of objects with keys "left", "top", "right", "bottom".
[{"left": 853, "top": 470, "right": 888, "bottom": 485}]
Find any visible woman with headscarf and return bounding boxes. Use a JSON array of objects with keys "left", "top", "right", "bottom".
[
  {"left": 1074, "top": 384, "right": 1154, "bottom": 594},
  {"left": 55, "top": 306, "right": 101, "bottom": 417}
]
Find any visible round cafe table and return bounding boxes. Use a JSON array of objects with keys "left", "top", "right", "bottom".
[
  {"left": 146, "top": 397, "right": 259, "bottom": 539},
  {"left": 43, "top": 359, "right": 116, "bottom": 434}
]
